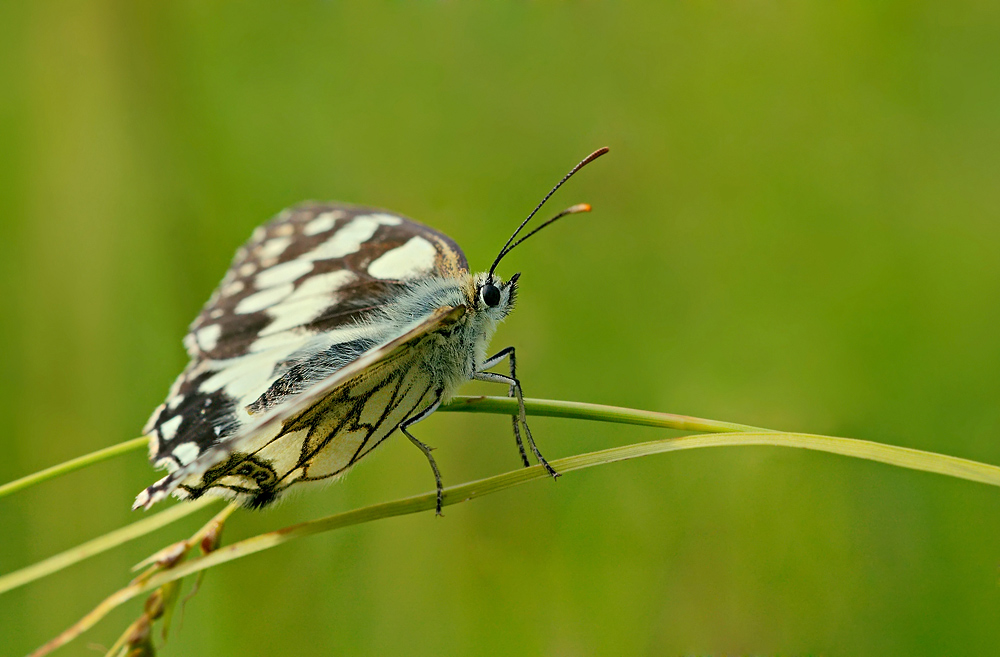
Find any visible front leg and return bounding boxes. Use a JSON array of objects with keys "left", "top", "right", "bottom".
[
  {"left": 478, "top": 346, "right": 530, "bottom": 468},
  {"left": 476, "top": 347, "right": 559, "bottom": 478}
]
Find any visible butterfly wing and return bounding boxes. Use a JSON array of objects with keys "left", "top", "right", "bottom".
[
  {"left": 138, "top": 203, "right": 469, "bottom": 508},
  {"left": 183, "top": 202, "right": 467, "bottom": 362},
  {"left": 135, "top": 305, "right": 467, "bottom": 510}
]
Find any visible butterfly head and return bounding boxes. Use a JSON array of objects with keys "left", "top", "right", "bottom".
[{"left": 472, "top": 270, "right": 520, "bottom": 320}]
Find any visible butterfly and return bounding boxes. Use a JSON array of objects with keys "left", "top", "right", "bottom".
[{"left": 134, "top": 147, "right": 608, "bottom": 515}]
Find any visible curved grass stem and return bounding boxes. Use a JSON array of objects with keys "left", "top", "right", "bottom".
[
  {"left": 0, "top": 498, "right": 220, "bottom": 596},
  {"left": 2, "top": 397, "right": 753, "bottom": 597},
  {"left": 28, "top": 428, "right": 1000, "bottom": 656},
  {"left": 0, "top": 396, "right": 761, "bottom": 504},
  {"left": 0, "top": 437, "right": 148, "bottom": 500},
  {"left": 440, "top": 395, "right": 767, "bottom": 432}
]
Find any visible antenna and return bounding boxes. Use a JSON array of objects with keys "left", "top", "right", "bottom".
[{"left": 488, "top": 147, "right": 609, "bottom": 277}]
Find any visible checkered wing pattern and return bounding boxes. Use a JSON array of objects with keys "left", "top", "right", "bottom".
[{"left": 137, "top": 203, "right": 468, "bottom": 508}]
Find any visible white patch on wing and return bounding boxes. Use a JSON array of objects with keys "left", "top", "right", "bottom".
[
  {"left": 257, "top": 298, "right": 330, "bottom": 337},
  {"left": 196, "top": 324, "right": 222, "bottom": 351},
  {"left": 255, "top": 259, "right": 314, "bottom": 289},
  {"left": 167, "top": 394, "right": 184, "bottom": 411},
  {"left": 366, "top": 213, "right": 403, "bottom": 226},
  {"left": 132, "top": 486, "right": 156, "bottom": 511},
  {"left": 256, "top": 270, "right": 356, "bottom": 337},
  {"left": 153, "top": 457, "right": 174, "bottom": 471},
  {"left": 221, "top": 280, "right": 244, "bottom": 297},
  {"left": 273, "top": 223, "right": 295, "bottom": 237},
  {"left": 160, "top": 415, "right": 183, "bottom": 441},
  {"left": 293, "top": 269, "right": 356, "bottom": 299},
  {"left": 167, "top": 372, "right": 186, "bottom": 399},
  {"left": 144, "top": 403, "right": 166, "bottom": 435},
  {"left": 235, "top": 283, "right": 294, "bottom": 314},
  {"left": 238, "top": 263, "right": 256, "bottom": 277},
  {"left": 249, "top": 330, "right": 310, "bottom": 353},
  {"left": 303, "top": 210, "right": 345, "bottom": 236},
  {"left": 263, "top": 324, "right": 374, "bottom": 358},
  {"left": 368, "top": 236, "right": 437, "bottom": 279},
  {"left": 304, "top": 214, "right": 400, "bottom": 262},
  {"left": 172, "top": 442, "right": 200, "bottom": 466},
  {"left": 199, "top": 356, "right": 275, "bottom": 397},
  {"left": 259, "top": 237, "right": 292, "bottom": 259},
  {"left": 198, "top": 340, "right": 307, "bottom": 409}
]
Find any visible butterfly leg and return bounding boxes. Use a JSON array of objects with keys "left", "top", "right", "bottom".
[
  {"left": 476, "top": 348, "right": 559, "bottom": 479},
  {"left": 400, "top": 392, "right": 446, "bottom": 516},
  {"left": 479, "top": 347, "right": 530, "bottom": 468}
]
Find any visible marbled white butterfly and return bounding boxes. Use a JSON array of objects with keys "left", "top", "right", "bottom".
[{"left": 135, "top": 148, "right": 608, "bottom": 515}]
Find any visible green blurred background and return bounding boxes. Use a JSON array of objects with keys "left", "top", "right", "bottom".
[{"left": 2, "top": 2, "right": 1000, "bottom": 655}]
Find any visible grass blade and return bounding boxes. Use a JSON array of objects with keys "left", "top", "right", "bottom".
[
  {"left": 441, "top": 395, "right": 766, "bottom": 432},
  {"left": 0, "top": 498, "right": 219, "bottom": 596},
  {"left": 0, "top": 437, "right": 148, "bottom": 500},
  {"left": 0, "top": 397, "right": 759, "bottom": 503},
  {"left": 29, "top": 428, "right": 1000, "bottom": 656}
]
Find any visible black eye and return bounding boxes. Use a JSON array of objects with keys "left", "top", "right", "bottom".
[{"left": 481, "top": 284, "right": 501, "bottom": 307}]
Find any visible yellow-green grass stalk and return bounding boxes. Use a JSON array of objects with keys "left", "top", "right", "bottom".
[{"left": 28, "top": 426, "right": 1000, "bottom": 656}]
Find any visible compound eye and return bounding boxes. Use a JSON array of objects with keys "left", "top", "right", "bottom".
[{"left": 481, "top": 283, "right": 501, "bottom": 307}]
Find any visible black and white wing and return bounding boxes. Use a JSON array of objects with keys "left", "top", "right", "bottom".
[{"left": 137, "top": 203, "right": 468, "bottom": 509}]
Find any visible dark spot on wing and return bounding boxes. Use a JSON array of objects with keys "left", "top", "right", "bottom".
[
  {"left": 151, "top": 370, "right": 238, "bottom": 459},
  {"left": 247, "top": 336, "right": 380, "bottom": 415}
]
